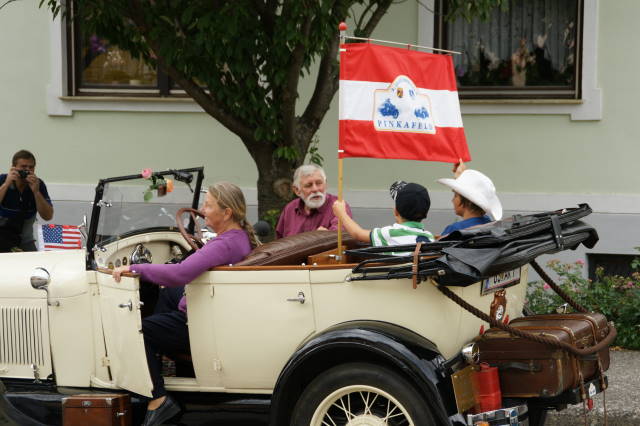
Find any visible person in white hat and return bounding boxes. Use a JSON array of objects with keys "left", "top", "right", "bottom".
[{"left": 437, "top": 161, "right": 502, "bottom": 236}]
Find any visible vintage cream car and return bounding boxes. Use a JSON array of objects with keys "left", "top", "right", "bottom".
[{"left": 0, "top": 168, "right": 604, "bottom": 426}]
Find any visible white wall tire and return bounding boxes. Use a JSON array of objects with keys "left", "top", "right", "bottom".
[{"left": 291, "top": 363, "right": 436, "bottom": 426}]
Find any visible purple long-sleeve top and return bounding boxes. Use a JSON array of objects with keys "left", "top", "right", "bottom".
[{"left": 130, "top": 229, "right": 251, "bottom": 312}]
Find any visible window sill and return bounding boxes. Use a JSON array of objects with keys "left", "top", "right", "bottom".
[
  {"left": 59, "top": 96, "right": 197, "bottom": 103},
  {"left": 461, "top": 99, "right": 583, "bottom": 105},
  {"left": 48, "top": 94, "right": 204, "bottom": 116},
  {"left": 459, "top": 89, "right": 600, "bottom": 120}
]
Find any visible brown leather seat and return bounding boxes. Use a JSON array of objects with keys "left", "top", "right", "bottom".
[{"left": 235, "top": 230, "right": 358, "bottom": 266}]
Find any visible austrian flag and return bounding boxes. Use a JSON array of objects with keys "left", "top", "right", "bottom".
[{"left": 339, "top": 43, "right": 470, "bottom": 163}]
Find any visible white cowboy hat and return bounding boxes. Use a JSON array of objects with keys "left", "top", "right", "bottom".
[{"left": 437, "top": 169, "right": 503, "bottom": 220}]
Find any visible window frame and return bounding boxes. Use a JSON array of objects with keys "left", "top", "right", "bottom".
[
  {"left": 65, "top": 3, "right": 179, "bottom": 98},
  {"left": 418, "top": 0, "right": 601, "bottom": 120},
  {"left": 48, "top": 6, "right": 202, "bottom": 116},
  {"left": 433, "top": 0, "right": 584, "bottom": 101}
]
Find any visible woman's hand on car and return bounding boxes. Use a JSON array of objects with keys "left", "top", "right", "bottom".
[{"left": 112, "top": 265, "right": 131, "bottom": 283}]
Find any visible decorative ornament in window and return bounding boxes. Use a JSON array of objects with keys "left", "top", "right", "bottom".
[{"left": 79, "top": 34, "right": 158, "bottom": 90}]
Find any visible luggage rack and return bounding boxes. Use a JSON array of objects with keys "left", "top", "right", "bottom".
[{"left": 345, "top": 204, "right": 598, "bottom": 286}]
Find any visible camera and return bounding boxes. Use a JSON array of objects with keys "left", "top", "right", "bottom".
[{"left": 18, "top": 170, "right": 29, "bottom": 179}]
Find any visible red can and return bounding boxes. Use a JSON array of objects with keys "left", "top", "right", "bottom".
[{"left": 471, "top": 362, "right": 502, "bottom": 413}]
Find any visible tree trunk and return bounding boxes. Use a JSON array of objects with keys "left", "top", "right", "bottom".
[{"left": 246, "top": 140, "right": 303, "bottom": 240}]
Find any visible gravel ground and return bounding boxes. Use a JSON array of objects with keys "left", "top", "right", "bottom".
[{"left": 545, "top": 350, "right": 640, "bottom": 425}]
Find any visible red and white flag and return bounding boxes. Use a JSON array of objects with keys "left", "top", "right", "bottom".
[{"left": 339, "top": 43, "right": 470, "bottom": 163}]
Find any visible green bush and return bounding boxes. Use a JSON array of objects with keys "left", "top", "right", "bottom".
[{"left": 526, "top": 259, "right": 640, "bottom": 350}]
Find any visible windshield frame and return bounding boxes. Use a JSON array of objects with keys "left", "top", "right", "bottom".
[{"left": 86, "top": 167, "right": 204, "bottom": 267}]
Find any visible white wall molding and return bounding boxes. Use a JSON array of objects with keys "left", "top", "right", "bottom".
[
  {"left": 48, "top": 182, "right": 640, "bottom": 215},
  {"left": 418, "top": 0, "right": 602, "bottom": 121}
]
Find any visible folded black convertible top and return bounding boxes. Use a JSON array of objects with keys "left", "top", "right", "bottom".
[{"left": 346, "top": 204, "right": 598, "bottom": 286}]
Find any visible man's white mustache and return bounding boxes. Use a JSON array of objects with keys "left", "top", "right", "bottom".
[{"left": 303, "top": 191, "right": 326, "bottom": 208}]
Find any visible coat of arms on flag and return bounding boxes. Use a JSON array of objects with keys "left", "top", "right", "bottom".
[
  {"left": 374, "top": 75, "right": 435, "bottom": 133},
  {"left": 39, "top": 224, "right": 82, "bottom": 250},
  {"left": 339, "top": 42, "right": 470, "bottom": 163}
]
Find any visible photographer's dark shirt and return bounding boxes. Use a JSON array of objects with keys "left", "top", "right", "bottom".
[{"left": 0, "top": 174, "right": 52, "bottom": 251}]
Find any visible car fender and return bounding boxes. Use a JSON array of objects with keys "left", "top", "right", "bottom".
[
  {"left": 0, "top": 380, "right": 46, "bottom": 426},
  {"left": 269, "top": 320, "right": 457, "bottom": 426}
]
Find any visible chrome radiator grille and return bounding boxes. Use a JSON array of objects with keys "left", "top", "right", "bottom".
[{"left": 0, "top": 306, "right": 46, "bottom": 366}]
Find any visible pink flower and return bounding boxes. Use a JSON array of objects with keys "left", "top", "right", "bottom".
[
  {"left": 141, "top": 168, "right": 153, "bottom": 179},
  {"left": 575, "top": 259, "right": 585, "bottom": 266},
  {"left": 625, "top": 281, "right": 634, "bottom": 289},
  {"left": 543, "top": 283, "right": 551, "bottom": 290}
]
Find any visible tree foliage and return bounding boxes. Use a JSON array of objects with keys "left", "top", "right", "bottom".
[{"left": 39, "top": 0, "right": 503, "bottom": 223}]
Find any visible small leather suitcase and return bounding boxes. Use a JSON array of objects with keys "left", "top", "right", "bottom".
[
  {"left": 62, "top": 393, "right": 131, "bottom": 426},
  {"left": 475, "top": 313, "right": 610, "bottom": 398}
]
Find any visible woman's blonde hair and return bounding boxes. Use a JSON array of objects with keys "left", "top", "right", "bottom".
[{"left": 208, "top": 182, "right": 261, "bottom": 248}]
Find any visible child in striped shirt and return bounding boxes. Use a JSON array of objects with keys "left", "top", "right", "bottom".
[{"left": 332, "top": 181, "right": 434, "bottom": 252}]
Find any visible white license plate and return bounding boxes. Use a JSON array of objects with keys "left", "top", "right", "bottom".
[{"left": 481, "top": 268, "right": 521, "bottom": 295}]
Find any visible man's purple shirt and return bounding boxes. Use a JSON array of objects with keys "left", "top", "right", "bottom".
[
  {"left": 275, "top": 193, "right": 352, "bottom": 239},
  {"left": 130, "top": 229, "right": 251, "bottom": 312}
]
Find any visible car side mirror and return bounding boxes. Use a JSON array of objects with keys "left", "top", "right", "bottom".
[
  {"left": 30, "top": 267, "right": 59, "bottom": 306},
  {"left": 30, "top": 267, "right": 50, "bottom": 291}
]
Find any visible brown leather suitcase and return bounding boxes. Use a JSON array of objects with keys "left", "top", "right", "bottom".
[
  {"left": 511, "top": 313, "right": 611, "bottom": 376},
  {"left": 475, "top": 313, "right": 610, "bottom": 398},
  {"left": 62, "top": 393, "right": 131, "bottom": 426}
]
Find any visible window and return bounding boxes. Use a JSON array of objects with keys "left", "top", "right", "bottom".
[
  {"left": 66, "top": 3, "right": 178, "bottom": 97},
  {"left": 434, "top": 0, "right": 582, "bottom": 100},
  {"left": 587, "top": 254, "right": 637, "bottom": 282},
  {"left": 74, "top": 35, "right": 159, "bottom": 94}
]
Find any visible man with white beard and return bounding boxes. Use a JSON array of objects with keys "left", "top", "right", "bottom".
[{"left": 275, "top": 164, "right": 353, "bottom": 239}]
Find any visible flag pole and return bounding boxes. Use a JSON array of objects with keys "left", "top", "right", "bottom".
[
  {"left": 337, "top": 22, "right": 347, "bottom": 261},
  {"left": 337, "top": 156, "right": 344, "bottom": 260},
  {"left": 341, "top": 35, "right": 461, "bottom": 55}
]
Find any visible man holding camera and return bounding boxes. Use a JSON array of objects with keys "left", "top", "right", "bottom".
[{"left": 0, "top": 150, "right": 53, "bottom": 252}]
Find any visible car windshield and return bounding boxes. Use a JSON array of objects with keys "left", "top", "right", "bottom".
[{"left": 92, "top": 168, "right": 203, "bottom": 248}]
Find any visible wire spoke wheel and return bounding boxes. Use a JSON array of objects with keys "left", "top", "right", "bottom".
[
  {"left": 311, "top": 385, "right": 414, "bottom": 426},
  {"left": 291, "top": 363, "right": 435, "bottom": 426}
]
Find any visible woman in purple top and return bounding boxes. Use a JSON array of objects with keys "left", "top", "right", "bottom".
[{"left": 112, "top": 182, "right": 259, "bottom": 426}]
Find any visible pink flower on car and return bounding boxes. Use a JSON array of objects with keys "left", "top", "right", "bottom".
[{"left": 141, "top": 168, "right": 153, "bottom": 179}]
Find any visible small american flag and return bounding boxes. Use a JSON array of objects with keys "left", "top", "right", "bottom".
[{"left": 41, "top": 224, "right": 82, "bottom": 250}]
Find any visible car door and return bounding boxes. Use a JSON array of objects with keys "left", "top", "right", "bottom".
[
  {"left": 96, "top": 271, "right": 153, "bottom": 397},
  {"left": 192, "top": 268, "right": 314, "bottom": 390}
]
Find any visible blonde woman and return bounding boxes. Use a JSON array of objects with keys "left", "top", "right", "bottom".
[{"left": 112, "top": 182, "right": 259, "bottom": 426}]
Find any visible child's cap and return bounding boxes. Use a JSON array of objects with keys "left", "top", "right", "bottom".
[
  {"left": 390, "top": 181, "right": 430, "bottom": 221},
  {"left": 389, "top": 180, "right": 408, "bottom": 201}
]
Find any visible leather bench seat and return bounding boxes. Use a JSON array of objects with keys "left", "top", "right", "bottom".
[{"left": 235, "top": 230, "right": 358, "bottom": 266}]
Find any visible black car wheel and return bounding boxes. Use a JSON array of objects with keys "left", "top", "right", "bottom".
[{"left": 291, "top": 362, "right": 436, "bottom": 426}]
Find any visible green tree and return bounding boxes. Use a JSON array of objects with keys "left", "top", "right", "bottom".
[{"left": 39, "top": 0, "right": 504, "bottom": 222}]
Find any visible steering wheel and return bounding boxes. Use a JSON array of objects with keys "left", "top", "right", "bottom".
[{"left": 176, "top": 208, "right": 205, "bottom": 251}]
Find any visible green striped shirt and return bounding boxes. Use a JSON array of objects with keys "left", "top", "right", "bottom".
[{"left": 370, "top": 222, "right": 434, "bottom": 255}]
